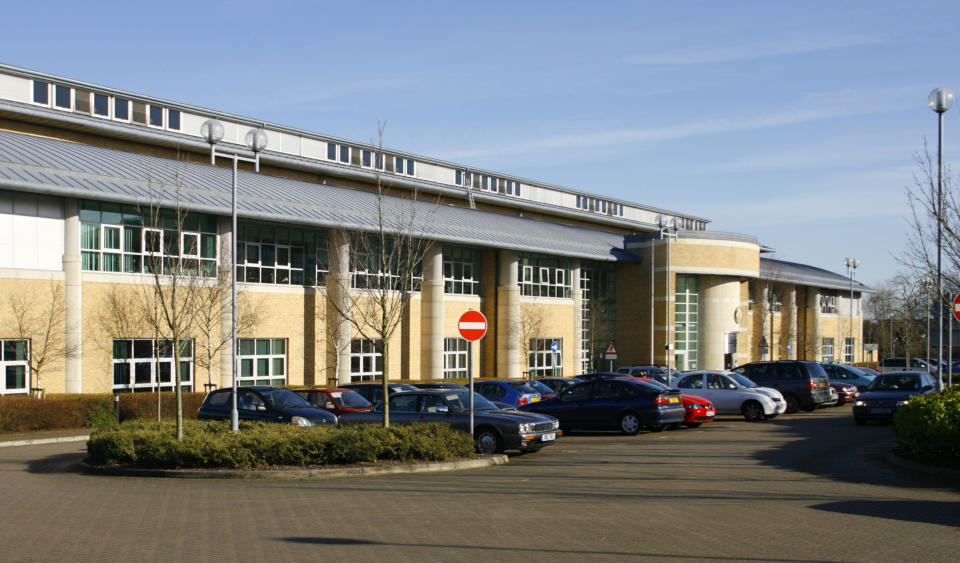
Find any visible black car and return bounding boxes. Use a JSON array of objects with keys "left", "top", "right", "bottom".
[
  {"left": 520, "top": 378, "right": 685, "bottom": 435},
  {"left": 412, "top": 382, "right": 468, "bottom": 390},
  {"left": 733, "top": 361, "right": 832, "bottom": 413},
  {"left": 853, "top": 371, "right": 938, "bottom": 425},
  {"left": 340, "top": 382, "right": 420, "bottom": 405},
  {"left": 340, "top": 389, "right": 561, "bottom": 454},
  {"left": 537, "top": 377, "right": 584, "bottom": 394},
  {"left": 197, "top": 386, "right": 338, "bottom": 427}
]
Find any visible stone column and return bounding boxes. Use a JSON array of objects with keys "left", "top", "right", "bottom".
[
  {"left": 420, "top": 242, "right": 444, "bottom": 380},
  {"left": 699, "top": 276, "right": 740, "bottom": 371},
  {"left": 784, "top": 285, "right": 797, "bottom": 360},
  {"left": 327, "top": 231, "right": 353, "bottom": 385},
  {"left": 218, "top": 216, "right": 235, "bottom": 389},
  {"left": 571, "top": 261, "right": 582, "bottom": 375},
  {"left": 758, "top": 285, "right": 770, "bottom": 360},
  {"left": 806, "top": 288, "right": 822, "bottom": 361},
  {"left": 497, "top": 251, "right": 521, "bottom": 379},
  {"left": 62, "top": 199, "right": 82, "bottom": 393}
]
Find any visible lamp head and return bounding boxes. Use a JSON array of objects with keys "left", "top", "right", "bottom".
[
  {"left": 245, "top": 128, "right": 269, "bottom": 153},
  {"left": 928, "top": 88, "right": 955, "bottom": 114},
  {"left": 200, "top": 119, "right": 225, "bottom": 145}
]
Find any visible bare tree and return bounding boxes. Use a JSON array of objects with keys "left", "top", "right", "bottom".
[
  {"left": 519, "top": 302, "right": 547, "bottom": 375},
  {"left": 325, "top": 122, "right": 438, "bottom": 426},
  {"left": 7, "top": 282, "right": 79, "bottom": 396}
]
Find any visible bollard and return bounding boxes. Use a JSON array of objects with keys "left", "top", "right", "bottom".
[{"left": 114, "top": 393, "right": 121, "bottom": 424}]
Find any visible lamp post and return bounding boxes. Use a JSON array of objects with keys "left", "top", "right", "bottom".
[
  {"left": 928, "top": 87, "right": 954, "bottom": 386},
  {"left": 843, "top": 258, "right": 859, "bottom": 364},
  {"left": 201, "top": 119, "right": 268, "bottom": 432}
]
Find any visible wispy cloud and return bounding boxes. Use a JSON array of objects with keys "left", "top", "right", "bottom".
[{"left": 623, "top": 34, "right": 881, "bottom": 65}]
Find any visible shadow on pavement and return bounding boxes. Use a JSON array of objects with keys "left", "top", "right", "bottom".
[
  {"left": 26, "top": 452, "right": 86, "bottom": 474},
  {"left": 811, "top": 500, "right": 960, "bottom": 527}
]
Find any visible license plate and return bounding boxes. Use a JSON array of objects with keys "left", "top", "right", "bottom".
[
  {"left": 706, "top": 411, "right": 716, "bottom": 417},
  {"left": 531, "top": 397, "right": 540, "bottom": 403},
  {"left": 669, "top": 397, "right": 680, "bottom": 403},
  {"left": 870, "top": 408, "right": 892, "bottom": 414},
  {"left": 541, "top": 432, "right": 555, "bottom": 441}
]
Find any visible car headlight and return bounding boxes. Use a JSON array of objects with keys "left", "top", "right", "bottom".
[
  {"left": 518, "top": 422, "right": 534, "bottom": 433},
  {"left": 896, "top": 400, "right": 910, "bottom": 407},
  {"left": 291, "top": 416, "right": 313, "bottom": 427},
  {"left": 854, "top": 400, "right": 867, "bottom": 407}
]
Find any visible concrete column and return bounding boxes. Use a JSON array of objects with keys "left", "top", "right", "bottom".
[
  {"left": 806, "top": 288, "right": 822, "bottom": 361},
  {"left": 571, "top": 261, "right": 582, "bottom": 375},
  {"left": 420, "top": 242, "right": 444, "bottom": 380},
  {"left": 496, "top": 251, "right": 521, "bottom": 379},
  {"left": 700, "top": 276, "right": 740, "bottom": 371},
  {"left": 218, "top": 216, "right": 234, "bottom": 389},
  {"left": 62, "top": 199, "right": 82, "bottom": 393},
  {"left": 784, "top": 285, "right": 797, "bottom": 360},
  {"left": 327, "top": 231, "right": 353, "bottom": 385},
  {"left": 758, "top": 285, "right": 770, "bottom": 360}
]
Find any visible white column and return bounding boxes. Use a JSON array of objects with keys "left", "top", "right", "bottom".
[
  {"left": 572, "top": 261, "right": 582, "bottom": 375},
  {"left": 62, "top": 199, "right": 82, "bottom": 393},
  {"left": 497, "top": 251, "right": 521, "bottom": 379},
  {"left": 420, "top": 242, "right": 444, "bottom": 380},
  {"left": 328, "top": 231, "right": 353, "bottom": 385},
  {"left": 784, "top": 286, "right": 797, "bottom": 360},
  {"left": 218, "top": 216, "right": 234, "bottom": 389},
  {"left": 700, "top": 276, "right": 740, "bottom": 371},
  {"left": 806, "top": 289, "right": 822, "bottom": 361}
]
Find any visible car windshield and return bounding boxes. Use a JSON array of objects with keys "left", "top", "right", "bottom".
[
  {"left": 525, "top": 380, "right": 555, "bottom": 394},
  {"left": 869, "top": 374, "right": 923, "bottom": 391},
  {"left": 329, "top": 390, "right": 371, "bottom": 408},
  {"left": 443, "top": 391, "right": 498, "bottom": 412},
  {"left": 507, "top": 382, "right": 538, "bottom": 394},
  {"left": 728, "top": 373, "right": 757, "bottom": 388},
  {"left": 260, "top": 388, "right": 313, "bottom": 409}
]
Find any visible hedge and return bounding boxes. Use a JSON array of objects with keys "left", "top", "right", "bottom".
[
  {"left": 894, "top": 386, "right": 960, "bottom": 468},
  {"left": 0, "top": 392, "right": 207, "bottom": 433},
  {"left": 86, "top": 420, "right": 475, "bottom": 469}
]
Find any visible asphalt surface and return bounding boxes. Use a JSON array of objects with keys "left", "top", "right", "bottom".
[{"left": 0, "top": 406, "right": 957, "bottom": 562}]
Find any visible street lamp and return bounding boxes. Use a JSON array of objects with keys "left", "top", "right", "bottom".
[
  {"left": 201, "top": 118, "right": 268, "bottom": 432},
  {"left": 843, "top": 257, "right": 859, "bottom": 364},
  {"left": 928, "top": 87, "right": 954, "bottom": 386}
]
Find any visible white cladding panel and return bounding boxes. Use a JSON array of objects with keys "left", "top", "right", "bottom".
[
  {"left": 0, "top": 74, "right": 29, "bottom": 103},
  {"left": 415, "top": 161, "right": 437, "bottom": 183},
  {"left": 301, "top": 138, "right": 325, "bottom": 160},
  {"left": 0, "top": 193, "right": 64, "bottom": 271}
]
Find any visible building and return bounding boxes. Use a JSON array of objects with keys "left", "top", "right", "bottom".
[{"left": 0, "top": 63, "right": 868, "bottom": 396}]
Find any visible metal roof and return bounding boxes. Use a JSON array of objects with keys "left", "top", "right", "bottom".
[
  {"left": 0, "top": 129, "right": 625, "bottom": 261},
  {"left": 761, "top": 258, "right": 870, "bottom": 293}
]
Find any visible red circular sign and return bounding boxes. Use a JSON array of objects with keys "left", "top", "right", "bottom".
[
  {"left": 953, "top": 293, "right": 960, "bottom": 323},
  {"left": 458, "top": 310, "right": 487, "bottom": 342}
]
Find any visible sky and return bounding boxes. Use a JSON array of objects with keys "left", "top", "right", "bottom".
[{"left": 4, "top": 0, "right": 960, "bottom": 287}]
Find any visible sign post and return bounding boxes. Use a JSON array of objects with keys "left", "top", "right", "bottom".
[
  {"left": 458, "top": 310, "right": 488, "bottom": 435},
  {"left": 604, "top": 341, "right": 618, "bottom": 372}
]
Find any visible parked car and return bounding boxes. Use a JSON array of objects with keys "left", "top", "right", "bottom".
[
  {"left": 537, "top": 377, "right": 584, "bottom": 394},
  {"left": 675, "top": 371, "right": 786, "bottom": 421},
  {"left": 523, "top": 379, "right": 558, "bottom": 400},
  {"left": 732, "top": 361, "right": 832, "bottom": 413},
  {"left": 198, "top": 386, "right": 338, "bottom": 427},
  {"left": 878, "top": 357, "right": 932, "bottom": 373},
  {"left": 294, "top": 388, "right": 372, "bottom": 417},
  {"left": 577, "top": 372, "right": 626, "bottom": 382},
  {"left": 339, "top": 389, "right": 561, "bottom": 454},
  {"left": 340, "top": 382, "right": 420, "bottom": 405},
  {"left": 472, "top": 380, "right": 541, "bottom": 407},
  {"left": 821, "top": 363, "right": 876, "bottom": 391},
  {"left": 616, "top": 365, "right": 681, "bottom": 386},
  {"left": 614, "top": 376, "right": 716, "bottom": 429},
  {"left": 829, "top": 382, "right": 859, "bottom": 406},
  {"left": 853, "top": 371, "right": 939, "bottom": 425},
  {"left": 519, "top": 378, "right": 685, "bottom": 435},
  {"left": 412, "top": 382, "right": 468, "bottom": 390}
]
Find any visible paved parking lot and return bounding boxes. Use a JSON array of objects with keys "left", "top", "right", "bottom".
[{"left": 0, "top": 406, "right": 957, "bottom": 562}]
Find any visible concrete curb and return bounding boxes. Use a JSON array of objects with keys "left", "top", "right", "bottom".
[
  {"left": 79, "top": 454, "right": 509, "bottom": 480},
  {"left": 0, "top": 435, "right": 90, "bottom": 448},
  {"left": 884, "top": 451, "right": 960, "bottom": 480}
]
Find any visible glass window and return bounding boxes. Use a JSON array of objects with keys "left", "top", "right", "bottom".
[
  {"left": 168, "top": 109, "right": 180, "bottom": 130},
  {"left": 1, "top": 339, "right": 30, "bottom": 395},
  {"left": 93, "top": 93, "right": 109, "bottom": 116},
  {"left": 114, "top": 98, "right": 130, "bottom": 120},
  {"left": 112, "top": 338, "right": 193, "bottom": 392},
  {"left": 350, "top": 339, "right": 383, "bottom": 382},
  {"left": 149, "top": 105, "right": 163, "bottom": 127},
  {"left": 74, "top": 89, "right": 91, "bottom": 113},
  {"left": 822, "top": 338, "right": 835, "bottom": 363},
  {"left": 132, "top": 101, "right": 147, "bottom": 124},
  {"left": 236, "top": 338, "right": 287, "bottom": 386},
  {"left": 518, "top": 253, "right": 572, "bottom": 298},
  {"left": 529, "top": 338, "right": 562, "bottom": 377},
  {"left": 442, "top": 246, "right": 480, "bottom": 295},
  {"left": 54, "top": 85, "right": 71, "bottom": 109},
  {"left": 33, "top": 81, "right": 49, "bottom": 104},
  {"left": 675, "top": 275, "right": 699, "bottom": 371},
  {"left": 443, "top": 338, "right": 469, "bottom": 379}
]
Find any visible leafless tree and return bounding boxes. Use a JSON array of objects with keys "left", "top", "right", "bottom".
[
  {"left": 7, "top": 282, "right": 79, "bottom": 396},
  {"left": 519, "top": 302, "right": 547, "bottom": 374}
]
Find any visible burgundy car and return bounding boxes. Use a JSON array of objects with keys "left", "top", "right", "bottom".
[
  {"left": 830, "top": 382, "right": 859, "bottom": 406},
  {"left": 295, "top": 388, "right": 373, "bottom": 417}
]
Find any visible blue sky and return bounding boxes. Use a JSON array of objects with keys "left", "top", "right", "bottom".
[{"left": 4, "top": 0, "right": 960, "bottom": 286}]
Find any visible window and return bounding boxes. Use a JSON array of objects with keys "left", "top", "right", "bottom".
[
  {"left": 844, "top": 338, "right": 854, "bottom": 364},
  {"left": 74, "top": 89, "right": 91, "bottom": 113},
  {"left": 675, "top": 275, "right": 699, "bottom": 371},
  {"left": 32, "top": 80, "right": 49, "bottom": 105},
  {"left": 238, "top": 338, "right": 287, "bottom": 386},
  {"left": 80, "top": 201, "right": 217, "bottom": 277},
  {"left": 148, "top": 105, "right": 164, "bottom": 127},
  {"left": 327, "top": 143, "right": 350, "bottom": 163},
  {"left": 455, "top": 170, "right": 473, "bottom": 187},
  {"left": 443, "top": 338, "right": 470, "bottom": 379},
  {"left": 93, "top": 92, "right": 109, "bottom": 117},
  {"left": 442, "top": 246, "right": 480, "bottom": 295},
  {"left": 580, "top": 263, "right": 616, "bottom": 374},
  {"left": 114, "top": 97, "right": 130, "bottom": 120},
  {"left": 168, "top": 109, "right": 181, "bottom": 130},
  {"left": 237, "top": 223, "right": 318, "bottom": 286},
  {"left": 54, "top": 84, "right": 71, "bottom": 109},
  {"left": 1, "top": 339, "right": 29, "bottom": 395},
  {"left": 529, "top": 338, "right": 562, "bottom": 377},
  {"left": 351, "top": 242, "right": 422, "bottom": 291},
  {"left": 519, "top": 254, "right": 572, "bottom": 298},
  {"left": 112, "top": 338, "right": 193, "bottom": 392},
  {"left": 822, "top": 338, "right": 835, "bottom": 363},
  {"left": 392, "top": 156, "right": 415, "bottom": 176},
  {"left": 361, "top": 149, "right": 382, "bottom": 169},
  {"left": 820, "top": 292, "right": 838, "bottom": 314},
  {"left": 350, "top": 339, "right": 383, "bottom": 382}
]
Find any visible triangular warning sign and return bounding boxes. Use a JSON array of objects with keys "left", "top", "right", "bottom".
[{"left": 605, "top": 341, "right": 618, "bottom": 355}]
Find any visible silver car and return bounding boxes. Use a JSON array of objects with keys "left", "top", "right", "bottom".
[{"left": 674, "top": 371, "right": 787, "bottom": 421}]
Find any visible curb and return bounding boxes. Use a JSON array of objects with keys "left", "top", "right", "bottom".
[
  {"left": 79, "top": 454, "right": 509, "bottom": 480},
  {"left": 883, "top": 451, "right": 960, "bottom": 480},
  {"left": 0, "top": 435, "right": 90, "bottom": 448}
]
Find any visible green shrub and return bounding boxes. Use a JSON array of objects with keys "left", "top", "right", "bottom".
[
  {"left": 894, "top": 386, "right": 960, "bottom": 465},
  {"left": 86, "top": 420, "right": 474, "bottom": 469}
]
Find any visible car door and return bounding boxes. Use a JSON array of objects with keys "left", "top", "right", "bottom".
[
  {"left": 677, "top": 374, "right": 714, "bottom": 408},
  {"left": 589, "top": 380, "right": 628, "bottom": 428},
  {"left": 705, "top": 373, "right": 739, "bottom": 413},
  {"left": 237, "top": 389, "right": 273, "bottom": 422},
  {"left": 386, "top": 393, "right": 420, "bottom": 424},
  {"left": 544, "top": 382, "right": 595, "bottom": 428}
]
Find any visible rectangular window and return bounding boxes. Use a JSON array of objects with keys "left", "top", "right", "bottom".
[
  {"left": 529, "top": 338, "right": 562, "bottom": 377},
  {"left": 518, "top": 253, "right": 572, "bottom": 298},
  {"left": 237, "top": 338, "right": 287, "bottom": 386},
  {"left": 114, "top": 98, "right": 130, "bottom": 120},
  {"left": 350, "top": 338, "right": 383, "bottom": 382},
  {"left": 168, "top": 109, "right": 181, "bottom": 130},
  {"left": 54, "top": 85, "right": 71, "bottom": 109},
  {"left": 1, "top": 339, "right": 30, "bottom": 395},
  {"left": 456, "top": 170, "right": 472, "bottom": 187},
  {"left": 844, "top": 338, "right": 854, "bottom": 363},
  {"left": 443, "top": 338, "right": 470, "bottom": 379},
  {"left": 132, "top": 101, "right": 147, "bottom": 124},
  {"left": 93, "top": 93, "right": 109, "bottom": 116},
  {"left": 675, "top": 275, "right": 699, "bottom": 371},
  {"left": 112, "top": 338, "right": 193, "bottom": 392},
  {"left": 148, "top": 105, "right": 163, "bottom": 127},
  {"left": 820, "top": 293, "right": 838, "bottom": 314},
  {"left": 822, "top": 338, "right": 835, "bottom": 363},
  {"left": 32, "top": 80, "right": 49, "bottom": 105},
  {"left": 74, "top": 89, "right": 91, "bottom": 113},
  {"left": 442, "top": 246, "right": 481, "bottom": 295}
]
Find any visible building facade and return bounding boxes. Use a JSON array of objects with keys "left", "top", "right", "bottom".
[{"left": 0, "top": 63, "right": 868, "bottom": 396}]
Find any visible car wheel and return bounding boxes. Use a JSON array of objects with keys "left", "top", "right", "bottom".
[
  {"left": 474, "top": 428, "right": 502, "bottom": 454},
  {"left": 686, "top": 422, "right": 702, "bottom": 428},
  {"left": 784, "top": 394, "right": 800, "bottom": 414},
  {"left": 619, "top": 412, "right": 641, "bottom": 435},
  {"left": 741, "top": 400, "right": 764, "bottom": 422},
  {"left": 854, "top": 417, "right": 867, "bottom": 426}
]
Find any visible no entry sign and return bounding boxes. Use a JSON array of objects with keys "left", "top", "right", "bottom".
[
  {"left": 458, "top": 310, "right": 487, "bottom": 342},
  {"left": 954, "top": 293, "right": 960, "bottom": 323}
]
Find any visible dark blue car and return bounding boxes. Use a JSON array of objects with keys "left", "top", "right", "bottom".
[
  {"left": 853, "top": 371, "right": 938, "bottom": 425},
  {"left": 519, "top": 378, "right": 685, "bottom": 435},
  {"left": 472, "top": 380, "right": 541, "bottom": 407},
  {"left": 198, "top": 386, "right": 338, "bottom": 427}
]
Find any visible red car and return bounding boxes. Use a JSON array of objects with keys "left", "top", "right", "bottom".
[
  {"left": 616, "top": 376, "right": 716, "bottom": 428},
  {"left": 830, "top": 382, "right": 859, "bottom": 406},
  {"left": 295, "top": 388, "right": 373, "bottom": 417}
]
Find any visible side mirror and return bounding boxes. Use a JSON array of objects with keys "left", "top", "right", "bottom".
[
  {"left": 256, "top": 405, "right": 267, "bottom": 412},
  {"left": 437, "top": 405, "right": 449, "bottom": 414},
  {"left": 728, "top": 384, "right": 737, "bottom": 390},
  {"left": 922, "top": 385, "right": 933, "bottom": 391}
]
